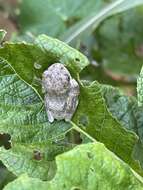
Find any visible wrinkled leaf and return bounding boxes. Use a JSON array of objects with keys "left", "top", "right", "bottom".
[
  {"left": 101, "top": 84, "right": 143, "bottom": 170},
  {"left": 0, "top": 144, "right": 56, "bottom": 180},
  {"left": 102, "top": 85, "right": 138, "bottom": 132},
  {"left": 73, "top": 81, "right": 143, "bottom": 175},
  {"left": 0, "top": 35, "right": 142, "bottom": 176},
  {"left": 101, "top": 84, "right": 143, "bottom": 147},
  {"left": 0, "top": 58, "right": 72, "bottom": 180},
  {"left": 4, "top": 143, "right": 143, "bottom": 190}
]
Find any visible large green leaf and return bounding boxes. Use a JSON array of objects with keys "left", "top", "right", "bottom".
[
  {"left": 0, "top": 35, "right": 142, "bottom": 176},
  {"left": 73, "top": 80, "right": 143, "bottom": 175},
  {"left": 0, "top": 58, "right": 72, "bottom": 180},
  {"left": 4, "top": 143, "right": 143, "bottom": 190}
]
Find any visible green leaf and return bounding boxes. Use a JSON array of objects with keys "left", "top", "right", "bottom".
[
  {"left": 0, "top": 58, "right": 72, "bottom": 180},
  {"left": 95, "top": 7, "right": 143, "bottom": 79},
  {"left": 129, "top": 105, "right": 143, "bottom": 170},
  {"left": 102, "top": 74, "right": 143, "bottom": 168},
  {"left": 62, "top": 0, "right": 143, "bottom": 43},
  {"left": 35, "top": 35, "right": 89, "bottom": 75},
  {"left": 0, "top": 144, "right": 56, "bottom": 181},
  {"left": 101, "top": 83, "right": 143, "bottom": 148},
  {"left": 0, "top": 35, "right": 142, "bottom": 176},
  {"left": 0, "top": 35, "right": 89, "bottom": 97},
  {"left": 101, "top": 84, "right": 143, "bottom": 170},
  {"left": 73, "top": 81, "right": 143, "bottom": 175},
  {"left": 4, "top": 143, "right": 143, "bottom": 190},
  {"left": 101, "top": 85, "right": 138, "bottom": 132},
  {"left": 0, "top": 30, "right": 6, "bottom": 43}
]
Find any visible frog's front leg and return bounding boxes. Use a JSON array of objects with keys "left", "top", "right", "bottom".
[{"left": 44, "top": 96, "right": 54, "bottom": 123}]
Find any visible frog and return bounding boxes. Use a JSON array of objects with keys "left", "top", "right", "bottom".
[{"left": 42, "top": 63, "right": 79, "bottom": 123}]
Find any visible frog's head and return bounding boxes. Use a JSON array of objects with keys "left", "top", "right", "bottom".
[{"left": 42, "top": 63, "right": 71, "bottom": 95}]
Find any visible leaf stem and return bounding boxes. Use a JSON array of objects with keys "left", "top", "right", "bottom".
[{"left": 70, "top": 121, "right": 96, "bottom": 143}]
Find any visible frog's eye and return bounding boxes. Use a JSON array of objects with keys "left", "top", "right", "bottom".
[
  {"left": 63, "top": 73, "right": 70, "bottom": 81},
  {"left": 67, "top": 75, "right": 70, "bottom": 81}
]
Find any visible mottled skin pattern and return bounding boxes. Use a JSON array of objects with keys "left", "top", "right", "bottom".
[{"left": 42, "top": 63, "right": 79, "bottom": 122}]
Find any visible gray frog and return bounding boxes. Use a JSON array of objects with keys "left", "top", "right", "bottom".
[{"left": 42, "top": 63, "right": 79, "bottom": 123}]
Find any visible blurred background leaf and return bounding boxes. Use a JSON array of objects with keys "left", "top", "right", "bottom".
[
  {"left": 18, "top": 0, "right": 111, "bottom": 37},
  {"left": 94, "top": 6, "right": 143, "bottom": 80}
]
